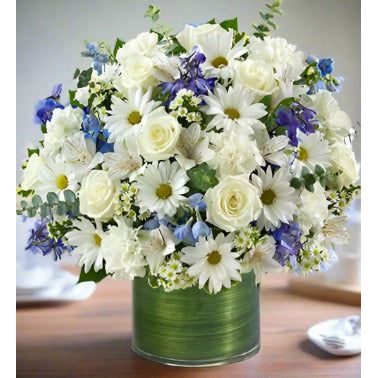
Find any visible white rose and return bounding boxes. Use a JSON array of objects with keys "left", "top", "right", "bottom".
[
  {"left": 204, "top": 175, "right": 262, "bottom": 232},
  {"left": 138, "top": 107, "right": 181, "bottom": 161},
  {"left": 119, "top": 54, "right": 156, "bottom": 89},
  {"left": 330, "top": 142, "right": 359, "bottom": 187},
  {"left": 176, "top": 23, "right": 227, "bottom": 51},
  {"left": 298, "top": 182, "right": 328, "bottom": 234},
  {"left": 20, "top": 153, "right": 45, "bottom": 191},
  {"left": 74, "top": 87, "right": 90, "bottom": 106},
  {"left": 44, "top": 106, "right": 82, "bottom": 153},
  {"left": 79, "top": 170, "right": 117, "bottom": 221},
  {"left": 117, "top": 32, "right": 159, "bottom": 61},
  {"left": 234, "top": 59, "right": 277, "bottom": 97}
]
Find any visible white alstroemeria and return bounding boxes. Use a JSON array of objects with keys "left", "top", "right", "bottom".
[
  {"left": 176, "top": 23, "right": 227, "bottom": 51},
  {"left": 175, "top": 123, "right": 215, "bottom": 170},
  {"left": 135, "top": 161, "right": 189, "bottom": 218},
  {"left": 142, "top": 224, "right": 177, "bottom": 275},
  {"left": 208, "top": 131, "right": 264, "bottom": 178},
  {"left": 91, "top": 64, "right": 120, "bottom": 86},
  {"left": 252, "top": 166, "right": 297, "bottom": 231},
  {"left": 61, "top": 132, "right": 103, "bottom": 180},
  {"left": 240, "top": 235, "right": 282, "bottom": 284},
  {"left": 44, "top": 106, "right": 83, "bottom": 153},
  {"left": 254, "top": 127, "right": 290, "bottom": 167},
  {"left": 152, "top": 53, "right": 180, "bottom": 83},
  {"left": 36, "top": 156, "right": 77, "bottom": 199},
  {"left": 102, "top": 217, "right": 146, "bottom": 280},
  {"left": 104, "top": 88, "right": 158, "bottom": 143},
  {"left": 199, "top": 30, "right": 248, "bottom": 80},
  {"left": 20, "top": 153, "right": 46, "bottom": 191},
  {"left": 181, "top": 233, "right": 241, "bottom": 294},
  {"left": 321, "top": 215, "right": 350, "bottom": 247},
  {"left": 248, "top": 36, "right": 306, "bottom": 83},
  {"left": 103, "top": 139, "right": 144, "bottom": 181},
  {"left": 298, "top": 182, "right": 329, "bottom": 234},
  {"left": 203, "top": 84, "right": 267, "bottom": 134},
  {"left": 301, "top": 91, "right": 353, "bottom": 143},
  {"left": 66, "top": 218, "right": 106, "bottom": 273},
  {"left": 294, "top": 131, "right": 330, "bottom": 173}
]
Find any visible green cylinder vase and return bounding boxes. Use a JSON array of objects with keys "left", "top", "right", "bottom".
[{"left": 132, "top": 272, "right": 260, "bottom": 367}]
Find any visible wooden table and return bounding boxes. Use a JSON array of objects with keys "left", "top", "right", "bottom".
[{"left": 17, "top": 272, "right": 360, "bottom": 377}]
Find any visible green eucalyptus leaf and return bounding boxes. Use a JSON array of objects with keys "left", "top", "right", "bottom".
[
  {"left": 303, "top": 174, "right": 316, "bottom": 186},
  {"left": 63, "top": 189, "right": 76, "bottom": 204},
  {"left": 47, "top": 192, "right": 59, "bottom": 205},
  {"left": 315, "top": 165, "right": 325, "bottom": 177},
  {"left": 56, "top": 202, "right": 67, "bottom": 216},
  {"left": 26, "top": 207, "right": 36, "bottom": 217},
  {"left": 31, "top": 195, "right": 43, "bottom": 207},
  {"left": 290, "top": 177, "right": 302, "bottom": 189},
  {"left": 305, "top": 183, "right": 314, "bottom": 192}
]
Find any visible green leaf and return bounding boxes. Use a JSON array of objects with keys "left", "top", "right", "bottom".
[
  {"left": 319, "top": 175, "right": 326, "bottom": 188},
  {"left": 315, "top": 165, "right": 325, "bottom": 177},
  {"left": 63, "top": 189, "right": 76, "bottom": 204},
  {"left": 290, "top": 177, "right": 302, "bottom": 189},
  {"left": 27, "top": 148, "right": 39, "bottom": 157},
  {"left": 220, "top": 17, "right": 238, "bottom": 32},
  {"left": 144, "top": 5, "right": 160, "bottom": 22},
  {"left": 26, "top": 207, "right": 36, "bottom": 217},
  {"left": 207, "top": 18, "right": 216, "bottom": 24},
  {"left": 77, "top": 68, "right": 93, "bottom": 88},
  {"left": 20, "top": 200, "right": 28, "bottom": 209},
  {"left": 187, "top": 163, "right": 219, "bottom": 193},
  {"left": 260, "top": 95, "right": 272, "bottom": 109},
  {"left": 73, "top": 68, "right": 80, "bottom": 79},
  {"left": 31, "top": 195, "right": 43, "bottom": 207},
  {"left": 46, "top": 192, "right": 59, "bottom": 205},
  {"left": 56, "top": 202, "right": 67, "bottom": 216},
  {"left": 40, "top": 203, "right": 49, "bottom": 218},
  {"left": 68, "top": 90, "right": 83, "bottom": 108},
  {"left": 78, "top": 266, "right": 108, "bottom": 283},
  {"left": 301, "top": 166, "right": 311, "bottom": 177},
  {"left": 305, "top": 183, "right": 314, "bottom": 193},
  {"left": 113, "top": 38, "right": 125, "bottom": 56},
  {"left": 303, "top": 174, "right": 316, "bottom": 186}
]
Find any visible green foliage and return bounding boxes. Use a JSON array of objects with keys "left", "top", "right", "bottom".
[
  {"left": 77, "top": 68, "right": 93, "bottom": 88},
  {"left": 73, "top": 68, "right": 80, "bottom": 79},
  {"left": 187, "top": 163, "right": 219, "bottom": 193},
  {"left": 290, "top": 165, "right": 328, "bottom": 192},
  {"left": 68, "top": 90, "right": 83, "bottom": 108},
  {"left": 17, "top": 190, "right": 80, "bottom": 220},
  {"left": 144, "top": 4, "right": 160, "bottom": 22},
  {"left": 220, "top": 18, "right": 238, "bottom": 32},
  {"left": 78, "top": 266, "right": 108, "bottom": 283},
  {"left": 27, "top": 148, "right": 40, "bottom": 158},
  {"left": 252, "top": 0, "right": 283, "bottom": 40},
  {"left": 113, "top": 38, "right": 125, "bottom": 56},
  {"left": 144, "top": 4, "right": 173, "bottom": 41}
]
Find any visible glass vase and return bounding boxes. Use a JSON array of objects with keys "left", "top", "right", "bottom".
[{"left": 132, "top": 272, "right": 260, "bottom": 367}]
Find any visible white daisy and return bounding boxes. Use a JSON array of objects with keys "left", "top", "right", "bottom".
[
  {"left": 295, "top": 131, "right": 330, "bottom": 172},
  {"left": 135, "top": 161, "right": 189, "bottom": 218},
  {"left": 103, "top": 139, "right": 144, "bottom": 181},
  {"left": 104, "top": 87, "right": 158, "bottom": 143},
  {"left": 66, "top": 218, "right": 106, "bottom": 273},
  {"left": 36, "top": 157, "right": 77, "bottom": 199},
  {"left": 181, "top": 233, "right": 241, "bottom": 294},
  {"left": 102, "top": 217, "right": 146, "bottom": 280},
  {"left": 240, "top": 235, "right": 282, "bottom": 284},
  {"left": 61, "top": 132, "right": 103, "bottom": 180},
  {"left": 203, "top": 84, "right": 267, "bottom": 134},
  {"left": 199, "top": 30, "right": 247, "bottom": 79},
  {"left": 252, "top": 166, "right": 297, "bottom": 230}
]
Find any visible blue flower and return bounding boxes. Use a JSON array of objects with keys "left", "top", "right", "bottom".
[
  {"left": 188, "top": 193, "right": 207, "bottom": 211},
  {"left": 192, "top": 220, "right": 210, "bottom": 240},
  {"left": 82, "top": 108, "right": 101, "bottom": 141},
  {"left": 160, "top": 47, "right": 216, "bottom": 105},
  {"left": 81, "top": 43, "right": 108, "bottom": 74},
  {"left": 174, "top": 224, "right": 196, "bottom": 245},
  {"left": 270, "top": 223, "right": 303, "bottom": 266},
  {"left": 318, "top": 58, "right": 334, "bottom": 76},
  {"left": 275, "top": 102, "right": 317, "bottom": 146},
  {"left": 34, "top": 84, "right": 64, "bottom": 124},
  {"left": 25, "top": 219, "right": 71, "bottom": 261}
]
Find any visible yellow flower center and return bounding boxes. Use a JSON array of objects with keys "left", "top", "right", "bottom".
[
  {"left": 56, "top": 174, "right": 68, "bottom": 190},
  {"left": 212, "top": 56, "right": 228, "bottom": 68},
  {"left": 93, "top": 234, "right": 102, "bottom": 247},
  {"left": 261, "top": 189, "right": 276, "bottom": 205},
  {"left": 155, "top": 183, "right": 172, "bottom": 199},
  {"left": 224, "top": 108, "right": 240, "bottom": 120},
  {"left": 207, "top": 250, "right": 222, "bottom": 265},
  {"left": 128, "top": 111, "right": 142, "bottom": 125},
  {"left": 298, "top": 146, "right": 309, "bottom": 161}
]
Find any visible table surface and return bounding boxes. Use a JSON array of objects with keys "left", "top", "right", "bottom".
[{"left": 17, "top": 271, "right": 361, "bottom": 378}]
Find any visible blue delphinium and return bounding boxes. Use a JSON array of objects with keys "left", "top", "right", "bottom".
[
  {"left": 81, "top": 43, "right": 108, "bottom": 74},
  {"left": 188, "top": 193, "right": 207, "bottom": 212},
  {"left": 34, "top": 84, "right": 64, "bottom": 124},
  {"left": 174, "top": 224, "right": 196, "bottom": 245},
  {"left": 270, "top": 222, "right": 303, "bottom": 266},
  {"left": 192, "top": 220, "right": 210, "bottom": 240},
  {"left": 160, "top": 47, "right": 216, "bottom": 105},
  {"left": 275, "top": 102, "right": 317, "bottom": 146},
  {"left": 25, "top": 219, "right": 71, "bottom": 261}
]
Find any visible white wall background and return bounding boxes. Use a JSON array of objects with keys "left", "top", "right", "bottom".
[{"left": 16, "top": 0, "right": 361, "bottom": 266}]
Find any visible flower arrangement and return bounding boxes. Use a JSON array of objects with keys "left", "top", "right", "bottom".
[{"left": 17, "top": 2, "right": 360, "bottom": 295}]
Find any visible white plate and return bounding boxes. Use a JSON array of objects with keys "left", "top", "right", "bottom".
[{"left": 307, "top": 316, "right": 361, "bottom": 356}]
